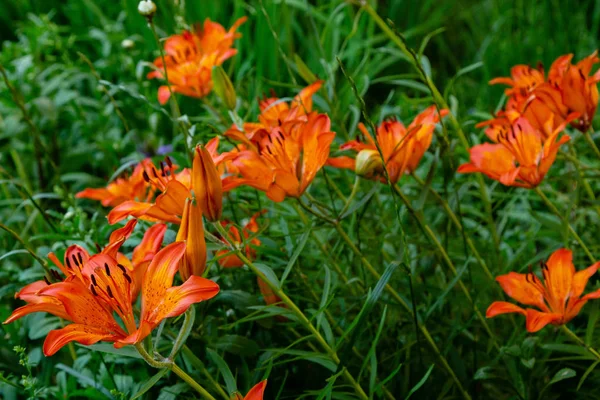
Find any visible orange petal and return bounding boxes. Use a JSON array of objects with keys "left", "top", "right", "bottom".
[
  {"left": 4, "top": 301, "right": 71, "bottom": 324},
  {"left": 192, "top": 145, "right": 223, "bottom": 222},
  {"left": 524, "top": 309, "right": 562, "bottom": 332},
  {"left": 107, "top": 201, "right": 154, "bottom": 224},
  {"left": 103, "top": 219, "right": 138, "bottom": 258},
  {"left": 572, "top": 261, "right": 600, "bottom": 299},
  {"left": 43, "top": 324, "right": 117, "bottom": 356},
  {"left": 326, "top": 156, "right": 356, "bottom": 170},
  {"left": 544, "top": 249, "right": 575, "bottom": 312},
  {"left": 244, "top": 380, "right": 268, "bottom": 400},
  {"left": 486, "top": 301, "right": 526, "bottom": 318},
  {"left": 176, "top": 199, "right": 207, "bottom": 280},
  {"left": 158, "top": 86, "right": 171, "bottom": 105},
  {"left": 495, "top": 272, "right": 547, "bottom": 310},
  {"left": 155, "top": 180, "right": 189, "bottom": 216},
  {"left": 156, "top": 275, "right": 219, "bottom": 320}
]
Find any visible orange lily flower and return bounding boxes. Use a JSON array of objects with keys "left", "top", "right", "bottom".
[
  {"left": 490, "top": 52, "right": 600, "bottom": 132},
  {"left": 458, "top": 114, "right": 572, "bottom": 188},
  {"left": 147, "top": 17, "right": 247, "bottom": 105},
  {"left": 216, "top": 211, "right": 263, "bottom": 268},
  {"left": 222, "top": 112, "right": 335, "bottom": 202},
  {"left": 192, "top": 145, "right": 223, "bottom": 221},
  {"left": 108, "top": 141, "right": 226, "bottom": 225},
  {"left": 327, "top": 106, "right": 448, "bottom": 183},
  {"left": 76, "top": 160, "right": 153, "bottom": 207},
  {"left": 226, "top": 81, "right": 323, "bottom": 142},
  {"left": 487, "top": 249, "right": 600, "bottom": 332},
  {"left": 4, "top": 224, "right": 219, "bottom": 356},
  {"left": 232, "top": 380, "right": 267, "bottom": 400}
]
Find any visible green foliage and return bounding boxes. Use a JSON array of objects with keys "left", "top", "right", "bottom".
[{"left": 2, "top": 0, "right": 600, "bottom": 399}]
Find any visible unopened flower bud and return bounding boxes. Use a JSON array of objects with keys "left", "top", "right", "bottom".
[
  {"left": 138, "top": 0, "right": 156, "bottom": 19},
  {"left": 192, "top": 145, "right": 223, "bottom": 221},
  {"left": 212, "top": 66, "right": 237, "bottom": 110},
  {"left": 176, "top": 198, "right": 206, "bottom": 280},
  {"left": 121, "top": 39, "right": 135, "bottom": 49},
  {"left": 355, "top": 149, "right": 383, "bottom": 178}
]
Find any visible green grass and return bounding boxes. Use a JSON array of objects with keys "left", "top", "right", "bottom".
[{"left": 2, "top": 0, "right": 600, "bottom": 399}]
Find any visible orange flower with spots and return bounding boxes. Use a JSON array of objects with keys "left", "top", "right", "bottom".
[
  {"left": 147, "top": 17, "right": 247, "bottom": 105},
  {"left": 3, "top": 222, "right": 219, "bottom": 356},
  {"left": 327, "top": 106, "right": 448, "bottom": 183},
  {"left": 490, "top": 52, "right": 600, "bottom": 132},
  {"left": 487, "top": 249, "right": 600, "bottom": 332},
  {"left": 76, "top": 160, "right": 153, "bottom": 207},
  {"left": 223, "top": 113, "right": 335, "bottom": 202},
  {"left": 458, "top": 114, "right": 573, "bottom": 188},
  {"left": 108, "top": 140, "right": 226, "bottom": 225}
]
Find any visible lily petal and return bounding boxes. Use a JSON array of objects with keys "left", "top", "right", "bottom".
[{"left": 43, "top": 324, "right": 117, "bottom": 356}]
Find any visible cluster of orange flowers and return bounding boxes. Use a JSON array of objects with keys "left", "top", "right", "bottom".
[
  {"left": 459, "top": 52, "right": 600, "bottom": 188},
  {"left": 5, "top": 12, "right": 600, "bottom": 397}
]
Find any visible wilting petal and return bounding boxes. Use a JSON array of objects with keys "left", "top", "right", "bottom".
[
  {"left": 244, "top": 380, "right": 268, "bottom": 400},
  {"left": 495, "top": 272, "right": 547, "bottom": 310},
  {"left": 43, "top": 324, "right": 118, "bottom": 356},
  {"left": 524, "top": 309, "right": 562, "bottom": 332},
  {"left": 486, "top": 301, "right": 526, "bottom": 318}
]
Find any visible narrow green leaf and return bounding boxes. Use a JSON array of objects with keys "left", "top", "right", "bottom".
[
  {"left": 280, "top": 229, "right": 311, "bottom": 286},
  {"left": 206, "top": 348, "right": 237, "bottom": 394},
  {"left": 405, "top": 364, "right": 434, "bottom": 400},
  {"left": 130, "top": 369, "right": 169, "bottom": 400}
]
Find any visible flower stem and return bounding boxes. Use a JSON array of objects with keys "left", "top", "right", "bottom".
[
  {"left": 136, "top": 343, "right": 216, "bottom": 400},
  {"left": 561, "top": 325, "right": 600, "bottom": 360},
  {"left": 534, "top": 187, "right": 595, "bottom": 263},
  {"left": 361, "top": 2, "right": 501, "bottom": 256},
  {"left": 213, "top": 222, "right": 369, "bottom": 400}
]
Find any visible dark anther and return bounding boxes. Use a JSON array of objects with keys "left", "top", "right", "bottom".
[
  {"left": 165, "top": 156, "right": 173, "bottom": 168},
  {"left": 143, "top": 171, "right": 150, "bottom": 182},
  {"left": 66, "top": 257, "right": 72, "bottom": 269},
  {"left": 160, "top": 161, "right": 166, "bottom": 176},
  {"left": 71, "top": 254, "right": 79, "bottom": 266},
  {"left": 277, "top": 118, "right": 282, "bottom": 126},
  {"left": 269, "top": 88, "right": 277, "bottom": 97},
  {"left": 105, "top": 263, "right": 111, "bottom": 276},
  {"left": 123, "top": 272, "right": 132, "bottom": 284},
  {"left": 95, "top": 243, "right": 102, "bottom": 253},
  {"left": 117, "top": 264, "right": 127, "bottom": 273},
  {"left": 90, "top": 285, "right": 98, "bottom": 296},
  {"left": 51, "top": 269, "right": 61, "bottom": 280},
  {"left": 91, "top": 274, "right": 97, "bottom": 286},
  {"left": 579, "top": 69, "right": 586, "bottom": 80},
  {"left": 44, "top": 276, "right": 51, "bottom": 285},
  {"left": 107, "top": 286, "right": 114, "bottom": 298},
  {"left": 151, "top": 167, "right": 159, "bottom": 179},
  {"left": 78, "top": 253, "right": 83, "bottom": 264},
  {"left": 525, "top": 273, "right": 530, "bottom": 283}
]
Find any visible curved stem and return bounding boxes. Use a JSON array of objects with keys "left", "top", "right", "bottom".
[
  {"left": 136, "top": 343, "right": 216, "bottom": 400},
  {"left": 561, "top": 325, "right": 600, "bottom": 360},
  {"left": 534, "top": 187, "right": 595, "bottom": 263},
  {"left": 213, "top": 222, "right": 369, "bottom": 400}
]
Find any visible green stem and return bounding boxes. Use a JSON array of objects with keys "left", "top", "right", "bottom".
[
  {"left": 0, "top": 222, "right": 50, "bottom": 276},
  {"left": 534, "top": 187, "right": 595, "bottom": 263},
  {"left": 181, "top": 345, "right": 230, "bottom": 400},
  {"left": 581, "top": 130, "right": 600, "bottom": 160},
  {"left": 169, "top": 307, "right": 195, "bottom": 359},
  {"left": 362, "top": 2, "right": 501, "bottom": 255},
  {"left": 561, "top": 325, "right": 600, "bottom": 360},
  {"left": 136, "top": 343, "right": 216, "bottom": 400},
  {"left": 331, "top": 221, "right": 472, "bottom": 400},
  {"left": 213, "top": 222, "right": 369, "bottom": 400},
  {"left": 390, "top": 185, "right": 499, "bottom": 348}
]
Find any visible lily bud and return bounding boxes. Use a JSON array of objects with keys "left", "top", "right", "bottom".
[
  {"left": 355, "top": 149, "right": 383, "bottom": 178},
  {"left": 176, "top": 198, "right": 207, "bottom": 280},
  {"left": 192, "top": 145, "right": 223, "bottom": 222},
  {"left": 211, "top": 66, "right": 237, "bottom": 110},
  {"left": 138, "top": 1, "right": 157, "bottom": 19}
]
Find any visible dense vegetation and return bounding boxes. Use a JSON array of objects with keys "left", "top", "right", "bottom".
[{"left": 2, "top": 1, "right": 600, "bottom": 399}]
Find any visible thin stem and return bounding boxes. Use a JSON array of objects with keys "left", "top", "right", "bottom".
[
  {"left": 213, "top": 222, "right": 369, "bottom": 400},
  {"left": 181, "top": 345, "right": 230, "bottom": 400},
  {"left": 337, "top": 176, "right": 361, "bottom": 218},
  {"left": 0, "top": 222, "right": 50, "bottom": 276},
  {"left": 582, "top": 130, "right": 600, "bottom": 160},
  {"left": 561, "top": 325, "right": 600, "bottom": 360},
  {"left": 362, "top": 2, "right": 501, "bottom": 256},
  {"left": 135, "top": 343, "right": 216, "bottom": 400},
  {"left": 534, "top": 187, "right": 595, "bottom": 263},
  {"left": 169, "top": 307, "right": 195, "bottom": 359}
]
